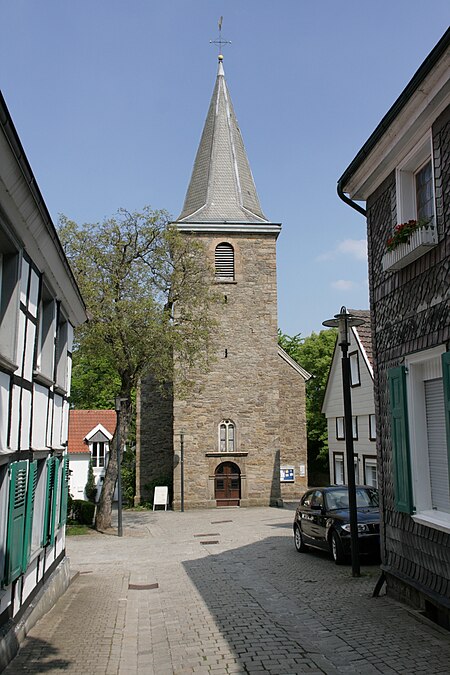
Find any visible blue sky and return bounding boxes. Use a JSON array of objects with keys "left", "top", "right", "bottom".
[{"left": 1, "top": 2, "right": 449, "bottom": 336}]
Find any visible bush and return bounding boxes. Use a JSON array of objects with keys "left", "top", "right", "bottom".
[
  {"left": 85, "top": 459, "right": 97, "bottom": 503},
  {"left": 71, "top": 499, "right": 95, "bottom": 525}
]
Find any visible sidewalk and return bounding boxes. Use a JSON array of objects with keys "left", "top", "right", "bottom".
[{"left": 4, "top": 506, "right": 450, "bottom": 674}]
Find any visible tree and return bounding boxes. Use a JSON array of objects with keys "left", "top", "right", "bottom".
[
  {"left": 59, "top": 207, "right": 217, "bottom": 530},
  {"left": 70, "top": 351, "right": 121, "bottom": 410},
  {"left": 85, "top": 459, "right": 97, "bottom": 503},
  {"left": 278, "top": 328, "right": 337, "bottom": 481}
]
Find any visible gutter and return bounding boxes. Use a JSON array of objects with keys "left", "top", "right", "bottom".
[
  {"left": 337, "top": 26, "right": 450, "bottom": 209},
  {"left": 0, "top": 90, "right": 86, "bottom": 318}
]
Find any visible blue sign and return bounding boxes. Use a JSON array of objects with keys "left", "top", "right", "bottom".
[{"left": 280, "top": 467, "right": 295, "bottom": 482}]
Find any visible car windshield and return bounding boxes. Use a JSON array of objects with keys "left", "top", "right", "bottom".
[{"left": 325, "top": 488, "right": 379, "bottom": 510}]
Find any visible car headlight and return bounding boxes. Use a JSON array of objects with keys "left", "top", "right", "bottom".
[{"left": 341, "top": 523, "right": 369, "bottom": 533}]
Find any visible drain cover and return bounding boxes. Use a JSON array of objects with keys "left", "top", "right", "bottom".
[
  {"left": 200, "top": 541, "right": 219, "bottom": 545},
  {"left": 128, "top": 583, "right": 159, "bottom": 590}
]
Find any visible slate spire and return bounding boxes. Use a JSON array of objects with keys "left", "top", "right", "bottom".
[{"left": 177, "top": 57, "right": 268, "bottom": 224}]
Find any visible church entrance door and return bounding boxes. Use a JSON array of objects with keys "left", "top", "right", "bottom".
[{"left": 215, "top": 462, "right": 241, "bottom": 507}]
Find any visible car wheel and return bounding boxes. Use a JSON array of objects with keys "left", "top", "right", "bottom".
[
  {"left": 330, "top": 531, "right": 345, "bottom": 565},
  {"left": 294, "top": 525, "right": 308, "bottom": 553}
]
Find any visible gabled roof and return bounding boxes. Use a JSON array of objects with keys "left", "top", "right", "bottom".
[
  {"left": 177, "top": 58, "right": 268, "bottom": 225},
  {"left": 348, "top": 309, "right": 372, "bottom": 372},
  {"left": 68, "top": 409, "right": 116, "bottom": 454},
  {"left": 278, "top": 346, "right": 312, "bottom": 381}
]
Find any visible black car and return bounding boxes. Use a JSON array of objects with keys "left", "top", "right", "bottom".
[{"left": 293, "top": 485, "right": 380, "bottom": 564}]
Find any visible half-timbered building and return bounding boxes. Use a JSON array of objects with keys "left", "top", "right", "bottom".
[{"left": 0, "top": 91, "right": 86, "bottom": 665}]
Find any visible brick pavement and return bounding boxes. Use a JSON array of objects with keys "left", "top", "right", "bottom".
[{"left": 4, "top": 506, "right": 450, "bottom": 674}]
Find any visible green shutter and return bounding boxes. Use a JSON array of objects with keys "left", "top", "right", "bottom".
[
  {"left": 22, "top": 460, "right": 37, "bottom": 572},
  {"left": 442, "top": 352, "right": 450, "bottom": 495},
  {"left": 59, "top": 455, "right": 69, "bottom": 527},
  {"left": 4, "top": 461, "right": 28, "bottom": 585},
  {"left": 49, "top": 457, "right": 60, "bottom": 546},
  {"left": 388, "top": 366, "right": 414, "bottom": 514},
  {"left": 42, "top": 457, "right": 55, "bottom": 546}
]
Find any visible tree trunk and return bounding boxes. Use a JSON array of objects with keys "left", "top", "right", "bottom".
[{"left": 95, "top": 398, "right": 131, "bottom": 531}]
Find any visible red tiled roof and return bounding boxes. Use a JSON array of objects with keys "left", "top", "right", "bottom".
[
  {"left": 68, "top": 409, "right": 117, "bottom": 454},
  {"left": 348, "top": 309, "right": 372, "bottom": 366}
]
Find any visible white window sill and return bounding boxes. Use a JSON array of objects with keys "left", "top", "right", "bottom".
[
  {"left": 412, "top": 510, "right": 450, "bottom": 535},
  {"left": 382, "top": 226, "right": 437, "bottom": 271}
]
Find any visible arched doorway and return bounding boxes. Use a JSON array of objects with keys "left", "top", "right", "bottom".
[{"left": 215, "top": 462, "right": 241, "bottom": 507}]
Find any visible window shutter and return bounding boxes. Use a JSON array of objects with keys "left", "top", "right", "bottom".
[
  {"left": 22, "top": 460, "right": 37, "bottom": 572},
  {"left": 388, "top": 366, "right": 414, "bottom": 514},
  {"left": 49, "top": 457, "right": 60, "bottom": 546},
  {"left": 4, "top": 461, "right": 28, "bottom": 585},
  {"left": 215, "top": 243, "right": 234, "bottom": 278},
  {"left": 59, "top": 455, "right": 69, "bottom": 527},
  {"left": 442, "top": 352, "right": 450, "bottom": 493},
  {"left": 42, "top": 457, "right": 55, "bottom": 546}
]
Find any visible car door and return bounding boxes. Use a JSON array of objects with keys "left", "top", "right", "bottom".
[
  {"left": 298, "top": 490, "right": 315, "bottom": 542},
  {"left": 307, "top": 490, "right": 328, "bottom": 548}
]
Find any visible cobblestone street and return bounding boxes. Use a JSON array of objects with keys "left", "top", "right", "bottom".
[{"left": 5, "top": 506, "right": 450, "bottom": 674}]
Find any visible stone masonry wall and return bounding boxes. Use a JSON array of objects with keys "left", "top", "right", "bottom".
[
  {"left": 172, "top": 232, "right": 281, "bottom": 509},
  {"left": 278, "top": 356, "right": 308, "bottom": 501},
  {"left": 366, "top": 103, "right": 450, "bottom": 611}
]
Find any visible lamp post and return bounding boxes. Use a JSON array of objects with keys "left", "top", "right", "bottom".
[
  {"left": 180, "top": 430, "right": 185, "bottom": 513},
  {"left": 114, "top": 396, "right": 128, "bottom": 537},
  {"left": 323, "top": 306, "right": 365, "bottom": 577}
]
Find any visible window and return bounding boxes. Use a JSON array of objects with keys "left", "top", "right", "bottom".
[
  {"left": 215, "top": 243, "right": 234, "bottom": 280},
  {"left": 310, "top": 490, "right": 324, "bottom": 509},
  {"left": 35, "top": 283, "right": 56, "bottom": 384},
  {"left": 54, "top": 305, "right": 68, "bottom": 392},
  {"left": 0, "top": 227, "right": 19, "bottom": 368},
  {"left": 396, "top": 133, "right": 435, "bottom": 226},
  {"left": 91, "top": 442, "right": 106, "bottom": 468},
  {"left": 336, "top": 417, "right": 345, "bottom": 440},
  {"left": 364, "top": 457, "right": 378, "bottom": 488},
  {"left": 349, "top": 352, "right": 360, "bottom": 386},
  {"left": 219, "top": 420, "right": 235, "bottom": 452},
  {"left": 369, "top": 414, "right": 376, "bottom": 441},
  {"left": 354, "top": 457, "right": 359, "bottom": 483},
  {"left": 352, "top": 416, "right": 358, "bottom": 440},
  {"left": 333, "top": 453, "right": 345, "bottom": 485},
  {"left": 388, "top": 347, "right": 450, "bottom": 532}
]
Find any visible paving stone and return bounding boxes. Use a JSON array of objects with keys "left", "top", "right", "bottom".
[{"left": 3, "top": 507, "right": 450, "bottom": 674}]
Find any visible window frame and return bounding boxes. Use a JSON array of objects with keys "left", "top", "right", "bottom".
[
  {"left": 396, "top": 131, "right": 436, "bottom": 227},
  {"left": 336, "top": 417, "right": 345, "bottom": 440},
  {"left": 369, "top": 414, "right": 376, "bottom": 441},
  {"left": 363, "top": 456, "right": 378, "bottom": 488},
  {"left": 352, "top": 416, "right": 358, "bottom": 440},
  {"left": 349, "top": 351, "right": 361, "bottom": 387},
  {"left": 0, "top": 225, "right": 20, "bottom": 371},
  {"left": 219, "top": 420, "right": 236, "bottom": 453},
  {"left": 333, "top": 452, "right": 345, "bottom": 485}
]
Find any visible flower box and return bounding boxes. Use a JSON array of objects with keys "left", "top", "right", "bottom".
[{"left": 382, "top": 225, "right": 437, "bottom": 271}]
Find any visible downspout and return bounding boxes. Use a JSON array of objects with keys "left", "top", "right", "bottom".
[{"left": 337, "top": 180, "right": 367, "bottom": 218}]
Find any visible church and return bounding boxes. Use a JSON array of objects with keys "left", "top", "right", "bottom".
[{"left": 136, "top": 55, "right": 309, "bottom": 509}]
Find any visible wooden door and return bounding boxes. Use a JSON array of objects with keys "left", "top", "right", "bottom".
[{"left": 215, "top": 462, "right": 240, "bottom": 507}]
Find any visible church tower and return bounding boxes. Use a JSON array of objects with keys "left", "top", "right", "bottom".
[{"left": 136, "top": 56, "right": 309, "bottom": 509}]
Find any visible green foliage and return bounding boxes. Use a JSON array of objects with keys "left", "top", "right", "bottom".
[
  {"left": 85, "top": 459, "right": 97, "bottom": 503},
  {"left": 70, "top": 499, "right": 96, "bottom": 525},
  {"left": 70, "top": 351, "right": 121, "bottom": 409},
  {"left": 121, "top": 447, "right": 136, "bottom": 507},
  {"left": 58, "top": 207, "right": 217, "bottom": 529},
  {"left": 66, "top": 523, "right": 93, "bottom": 536},
  {"left": 279, "top": 328, "right": 337, "bottom": 480}
]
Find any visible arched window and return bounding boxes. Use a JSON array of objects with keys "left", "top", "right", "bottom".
[
  {"left": 215, "top": 243, "right": 234, "bottom": 279},
  {"left": 219, "top": 420, "right": 235, "bottom": 452}
]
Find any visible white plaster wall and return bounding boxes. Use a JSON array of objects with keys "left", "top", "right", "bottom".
[{"left": 69, "top": 454, "right": 89, "bottom": 500}]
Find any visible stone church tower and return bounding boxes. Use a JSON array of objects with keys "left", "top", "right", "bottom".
[{"left": 136, "top": 56, "right": 309, "bottom": 509}]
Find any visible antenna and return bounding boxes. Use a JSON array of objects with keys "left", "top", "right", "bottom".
[{"left": 210, "top": 16, "right": 231, "bottom": 58}]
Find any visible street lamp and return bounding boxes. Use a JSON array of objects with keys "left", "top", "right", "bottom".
[
  {"left": 323, "top": 306, "right": 365, "bottom": 577},
  {"left": 115, "top": 396, "right": 128, "bottom": 537},
  {"left": 180, "top": 430, "right": 185, "bottom": 513}
]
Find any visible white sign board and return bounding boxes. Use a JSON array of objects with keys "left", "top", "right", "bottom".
[{"left": 153, "top": 486, "right": 169, "bottom": 511}]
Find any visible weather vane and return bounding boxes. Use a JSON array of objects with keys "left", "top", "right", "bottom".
[{"left": 210, "top": 16, "right": 231, "bottom": 58}]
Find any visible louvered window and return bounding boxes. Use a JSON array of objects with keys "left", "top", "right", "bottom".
[{"left": 215, "top": 243, "right": 234, "bottom": 279}]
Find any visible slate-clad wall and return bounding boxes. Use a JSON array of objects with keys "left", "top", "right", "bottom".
[{"left": 366, "top": 104, "right": 450, "bottom": 611}]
